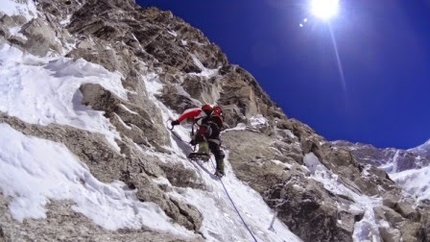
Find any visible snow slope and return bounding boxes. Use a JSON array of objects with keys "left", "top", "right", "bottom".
[{"left": 0, "top": 43, "right": 302, "bottom": 241}]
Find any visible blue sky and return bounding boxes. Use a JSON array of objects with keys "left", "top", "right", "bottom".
[{"left": 137, "top": 0, "right": 430, "bottom": 149}]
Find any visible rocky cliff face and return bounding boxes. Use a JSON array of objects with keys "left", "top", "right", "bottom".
[
  {"left": 327, "top": 140, "right": 430, "bottom": 241},
  {"left": 0, "top": 0, "right": 429, "bottom": 241}
]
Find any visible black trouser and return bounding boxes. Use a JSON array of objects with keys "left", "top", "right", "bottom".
[{"left": 207, "top": 138, "right": 224, "bottom": 161}]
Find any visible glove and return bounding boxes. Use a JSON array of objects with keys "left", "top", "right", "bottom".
[{"left": 171, "top": 120, "right": 180, "bottom": 126}]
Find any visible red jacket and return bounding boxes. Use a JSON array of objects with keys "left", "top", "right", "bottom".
[{"left": 176, "top": 107, "right": 207, "bottom": 123}]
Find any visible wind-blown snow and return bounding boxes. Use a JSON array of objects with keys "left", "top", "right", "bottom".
[
  {"left": 384, "top": 140, "right": 430, "bottom": 204},
  {"left": 1, "top": 0, "right": 38, "bottom": 21},
  {"left": 390, "top": 166, "right": 430, "bottom": 202},
  {"left": 0, "top": 43, "right": 194, "bottom": 236},
  {"left": 1, "top": 44, "right": 300, "bottom": 239},
  {"left": 0, "top": 44, "right": 126, "bottom": 149},
  {"left": 249, "top": 114, "right": 268, "bottom": 127},
  {"left": 190, "top": 53, "right": 219, "bottom": 78},
  {"left": 167, "top": 30, "right": 178, "bottom": 37},
  {"left": 0, "top": 123, "right": 193, "bottom": 236},
  {"left": 9, "top": 26, "right": 27, "bottom": 40}
]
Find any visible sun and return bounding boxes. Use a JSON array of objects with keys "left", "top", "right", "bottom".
[{"left": 310, "top": 0, "right": 339, "bottom": 20}]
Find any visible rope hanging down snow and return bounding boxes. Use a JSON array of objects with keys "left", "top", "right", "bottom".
[
  {"left": 168, "top": 123, "right": 257, "bottom": 241},
  {"left": 208, "top": 157, "right": 258, "bottom": 242}
]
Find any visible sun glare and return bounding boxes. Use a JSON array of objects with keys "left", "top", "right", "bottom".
[{"left": 311, "top": 0, "right": 339, "bottom": 20}]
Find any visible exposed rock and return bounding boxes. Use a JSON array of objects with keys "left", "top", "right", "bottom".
[
  {"left": 379, "top": 226, "right": 401, "bottom": 242},
  {"left": 156, "top": 83, "right": 200, "bottom": 114},
  {"left": 218, "top": 65, "right": 286, "bottom": 127},
  {"left": 8, "top": 34, "right": 26, "bottom": 46},
  {"left": 0, "top": 112, "right": 201, "bottom": 235},
  {"left": 0, "top": 225, "right": 4, "bottom": 241},
  {"left": 132, "top": 173, "right": 203, "bottom": 232},
  {"left": 397, "top": 221, "right": 425, "bottom": 242},
  {"left": 383, "top": 191, "right": 399, "bottom": 208},
  {"left": 0, "top": 193, "right": 201, "bottom": 242},
  {"left": 321, "top": 143, "right": 400, "bottom": 196},
  {"left": 374, "top": 204, "right": 427, "bottom": 241},
  {"left": 264, "top": 174, "right": 354, "bottom": 242},
  {"left": 0, "top": 14, "right": 17, "bottom": 29},
  {"left": 222, "top": 130, "right": 294, "bottom": 193},
  {"left": 182, "top": 75, "right": 222, "bottom": 105},
  {"left": 222, "top": 130, "right": 366, "bottom": 242},
  {"left": 417, "top": 201, "right": 430, "bottom": 240},
  {"left": 374, "top": 206, "right": 405, "bottom": 226},
  {"left": 157, "top": 162, "right": 206, "bottom": 190},
  {"left": 393, "top": 200, "right": 420, "bottom": 222},
  {"left": 20, "top": 17, "right": 63, "bottom": 56},
  {"left": 79, "top": 83, "right": 170, "bottom": 150}
]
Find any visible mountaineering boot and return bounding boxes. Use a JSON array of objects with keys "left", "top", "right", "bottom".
[
  {"left": 214, "top": 159, "right": 225, "bottom": 177},
  {"left": 189, "top": 141, "right": 210, "bottom": 161},
  {"left": 214, "top": 169, "right": 224, "bottom": 177},
  {"left": 188, "top": 152, "right": 210, "bottom": 161}
]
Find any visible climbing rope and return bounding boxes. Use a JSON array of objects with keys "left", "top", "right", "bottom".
[
  {"left": 208, "top": 157, "right": 258, "bottom": 242},
  {"left": 168, "top": 122, "right": 258, "bottom": 241}
]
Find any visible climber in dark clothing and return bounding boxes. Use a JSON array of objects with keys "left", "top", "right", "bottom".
[{"left": 171, "top": 104, "right": 225, "bottom": 177}]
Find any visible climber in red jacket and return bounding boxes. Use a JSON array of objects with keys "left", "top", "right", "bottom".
[{"left": 171, "top": 104, "right": 225, "bottom": 177}]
